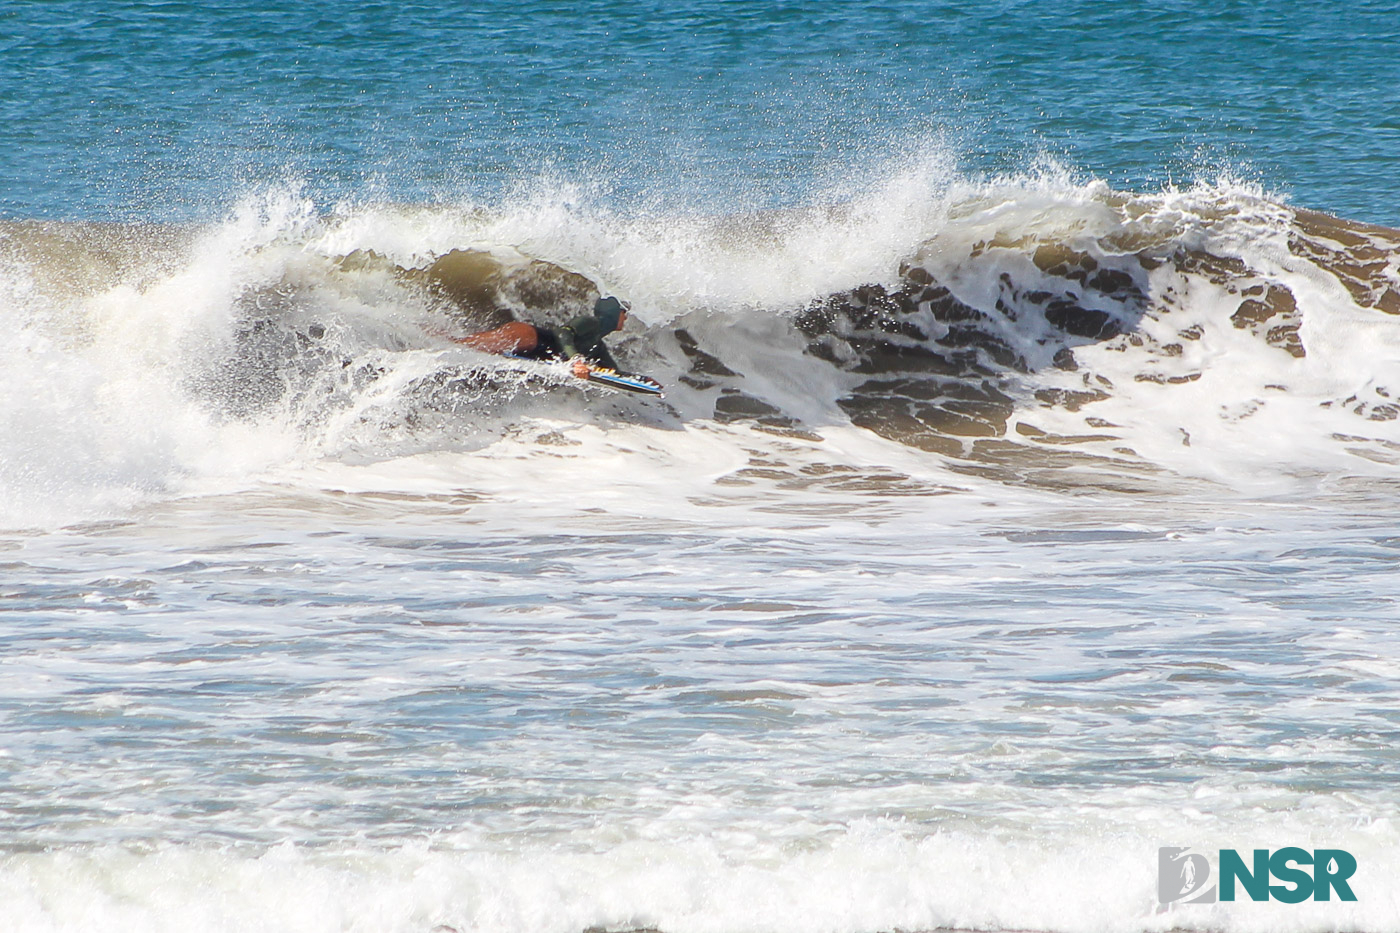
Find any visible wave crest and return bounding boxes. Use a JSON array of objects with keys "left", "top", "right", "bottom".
[{"left": 5, "top": 178, "right": 1400, "bottom": 525}]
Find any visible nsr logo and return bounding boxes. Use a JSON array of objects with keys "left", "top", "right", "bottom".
[{"left": 1158, "top": 847, "right": 1357, "bottom": 905}]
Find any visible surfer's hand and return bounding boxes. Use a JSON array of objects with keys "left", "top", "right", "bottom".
[{"left": 571, "top": 358, "right": 591, "bottom": 379}]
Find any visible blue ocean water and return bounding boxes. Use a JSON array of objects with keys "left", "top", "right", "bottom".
[
  {"left": 4, "top": 4, "right": 1400, "bottom": 933},
  {"left": 3, "top": 0, "right": 1399, "bottom": 223}
]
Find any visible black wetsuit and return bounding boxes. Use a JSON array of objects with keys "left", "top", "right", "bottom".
[{"left": 516, "top": 313, "right": 619, "bottom": 370}]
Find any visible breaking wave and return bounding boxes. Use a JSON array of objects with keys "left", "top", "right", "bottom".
[{"left": 4, "top": 168, "right": 1400, "bottom": 526}]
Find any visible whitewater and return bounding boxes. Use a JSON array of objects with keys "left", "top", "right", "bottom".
[
  {"left": 4, "top": 165, "right": 1400, "bottom": 932},
  {"left": 6, "top": 1, "right": 1400, "bottom": 930}
]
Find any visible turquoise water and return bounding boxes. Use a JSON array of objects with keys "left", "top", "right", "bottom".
[{"left": 4, "top": 0, "right": 1399, "bottom": 222}]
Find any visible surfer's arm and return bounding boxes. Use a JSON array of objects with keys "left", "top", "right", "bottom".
[
  {"left": 557, "top": 328, "right": 575, "bottom": 355},
  {"left": 566, "top": 345, "right": 619, "bottom": 379},
  {"left": 557, "top": 326, "right": 587, "bottom": 378},
  {"left": 585, "top": 341, "right": 619, "bottom": 372},
  {"left": 558, "top": 320, "right": 618, "bottom": 377}
]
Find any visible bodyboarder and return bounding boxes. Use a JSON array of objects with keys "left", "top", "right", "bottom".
[{"left": 451, "top": 296, "right": 628, "bottom": 381}]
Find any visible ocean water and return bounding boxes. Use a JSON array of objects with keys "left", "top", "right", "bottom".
[{"left": 3, "top": 3, "right": 1400, "bottom": 932}]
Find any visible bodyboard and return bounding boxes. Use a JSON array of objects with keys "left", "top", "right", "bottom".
[
  {"left": 585, "top": 367, "right": 665, "bottom": 396},
  {"left": 493, "top": 353, "right": 664, "bottom": 397}
]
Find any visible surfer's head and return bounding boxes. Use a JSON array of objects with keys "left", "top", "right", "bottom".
[{"left": 593, "top": 296, "right": 627, "bottom": 333}]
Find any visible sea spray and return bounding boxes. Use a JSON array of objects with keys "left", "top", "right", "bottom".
[{"left": 6, "top": 174, "right": 1400, "bottom": 528}]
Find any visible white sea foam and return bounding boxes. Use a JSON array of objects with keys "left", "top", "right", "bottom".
[
  {"left": 3, "top": 812, "right": 1397, "bottom": 933},
  {"left": 4, "top": 183, "right": 1400, "bottom": 933},
  {"left": 4, "top": 454, "right": 1400, "bottom": 933},
  {"left": 5, "top": 169, "right": 1400, "bottom": 528}
]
